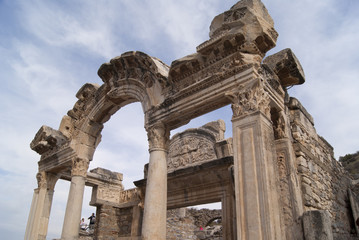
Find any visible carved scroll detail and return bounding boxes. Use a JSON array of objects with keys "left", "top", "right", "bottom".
[
  {"left": 226, "top": 81, "right": 270, "bottom": 118},
  {"left": 71, "top": 157, "right": 90, "bottom": 177},
  {"left": 146, "top": 123, "right": 170, "bottom": 151}
]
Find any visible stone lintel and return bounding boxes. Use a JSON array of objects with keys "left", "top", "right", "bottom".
[
  {"left": 149, "top": 66, "right": 258, "bottom": 129},
  {"left": 60, "top": 168, "right": 123, "bottom": 188},
  {"left": 38, "top": 145, "right": 75, "bottom": 173}
]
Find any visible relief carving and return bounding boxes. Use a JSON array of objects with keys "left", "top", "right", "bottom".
[
  {"left": 71, "top": 157, "right": 89, "bottom": 177},
  {"left": 146, "top": 123, "right": 170, "bottom": 151},
  {"left": 97, "top": 187, "right": 120, "bottom": 203},
  {"left": 167, "top": 136, "right": 216, "bottom": 172},
  {"left": 226, "top": 81, "right": 270, "bottom": 118},
  {"left": 119, "top": 188, "right": 140, "bottom": 203},
  {"left": 274, "top": 115, "right": 286, "bottom": 139}
]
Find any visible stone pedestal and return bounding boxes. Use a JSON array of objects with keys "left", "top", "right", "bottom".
[
  {"left": 232, "top": 111, "right": 282, "bottom": 240},
  {"left": 141, "top": 124, "right": 169, "bottom": 240}
]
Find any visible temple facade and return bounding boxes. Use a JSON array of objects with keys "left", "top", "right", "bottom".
[{"left": 25, "top": 0, "right": 359, "bottom": 239}]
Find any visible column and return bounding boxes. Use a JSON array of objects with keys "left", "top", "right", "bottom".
[
  {"left": 26, "top": 172, "right": 48, "bottom": 240},
  {"left": 38, "top": 173, "right": 59, "bottom": 240},
  {"left": 24, "top": 188, "right": 39, "bottom": 240},
  {"left": 273, "top": 111, "right": 304, "bottom": 239},
  {"left": 61, "top": 157, "right": 89, "bottom": 240},
  {"left": 141, "top": 123, "right": 169, "bottom": 240},
  {"left": 221, "top": 187, "right": 236, "bottom": 240},
  {"left": 226, "top": 81, "right": 283, "bottom": 240}
]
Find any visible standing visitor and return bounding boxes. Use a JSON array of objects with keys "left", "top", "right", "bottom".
[{"left": 88, "top": 213, "right": 96, "bottom": 229}]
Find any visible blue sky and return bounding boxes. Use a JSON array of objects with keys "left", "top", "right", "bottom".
[{"left": 0, "top": 0, "right": 358, "bottom": 239}]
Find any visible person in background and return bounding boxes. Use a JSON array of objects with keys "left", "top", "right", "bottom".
[
  {"left": 80, "top": 218, "right": 87, "bottom": 230},
  {"left": 88, "top": 213, "right": 96, "bottom": 229}
]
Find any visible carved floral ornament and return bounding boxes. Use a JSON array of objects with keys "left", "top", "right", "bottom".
[
  {"left": 71, "top": 157, "right": 90, "bottom": 177},
  {"left": 146, "top": 123, "right": 170, "bottom": 151},
  {"left": 225, "top": 80, "right": 271, "bottom": 119}
]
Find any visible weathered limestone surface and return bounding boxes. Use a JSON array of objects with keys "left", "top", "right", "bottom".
[{"left": 26, "top": 0, "right": 359, "bottom": 240}]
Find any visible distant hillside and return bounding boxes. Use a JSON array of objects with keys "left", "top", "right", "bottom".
[{"left": 339, "top": 151, "right": 359, "bottom": 179}]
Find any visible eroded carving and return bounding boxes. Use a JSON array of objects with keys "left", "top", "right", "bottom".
[
  {"left": 226, "top": 81, "right": 270, "bottom": 118},
  {"left": 119, "top": 188, "right": 140, "bottom": 203},
  {"left": 71, "top": 157, "right": 90, "bottom": 177},
  {"left": 31, "top": 126, "right": 68, "bottom": 155},
  {"left": 36, "top": 172, "right": 47, "bottom": 189}
]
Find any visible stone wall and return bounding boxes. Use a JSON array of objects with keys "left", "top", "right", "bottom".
[
  {"left": 288, "top": 97, "right": 358, "bottom": 239},
  {"left": 166, "top": 208, "right": 222, "bottom": 240}
]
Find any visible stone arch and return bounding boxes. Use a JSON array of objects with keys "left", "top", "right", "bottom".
[{"left": 59, "top": 51, "right": 169, "bottom": 162}]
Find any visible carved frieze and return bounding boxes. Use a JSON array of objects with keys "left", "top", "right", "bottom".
[
  {"left": 71, "top": 157, "right": 89, "bottom": 177},
  {"left": 97, "top": 187, "right": 121, "bottom": 203},
  {"left": 119, "top": 188, "right": 140, "bottom": 203},
  {"left": 226, "top": 81, "right": 270, "bottom": 119}
]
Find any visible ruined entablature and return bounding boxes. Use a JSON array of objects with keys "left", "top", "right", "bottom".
[
  {"left": 167, "top": 120, "right": 228, "bottom": 172},
  {"left": 263, "top": 48, "right": 305, "bottom": 88},
  {"left": 167, "top": 0, "right": 278, "bottom": 97},
  {"left": 30, "top": 125, "right": 69, "bottom": 155}
]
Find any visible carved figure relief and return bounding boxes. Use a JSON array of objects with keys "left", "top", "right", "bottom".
[
  {"left": 71, "top": 157, "right": 89, "bottom": 177},
  {"left": 274, "top": 115, "right": 286, "bottom": 139}
]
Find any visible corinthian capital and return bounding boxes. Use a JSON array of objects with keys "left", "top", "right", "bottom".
[
  {"left": 71, "top": 157, "right": 90, "bottom": 177},
  {"left": 146, "top": 123, "right": 170, "bottom": 151},
  {"left": 225, "top": 81, "right": 270, "bottom": 119},
  {"left": 36, "top": 171, "right": 47, "bottom": 189}
]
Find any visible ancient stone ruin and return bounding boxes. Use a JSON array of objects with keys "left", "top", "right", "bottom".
[{"left": 25, "top": 0, "right": 359, "bottom": 239}]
